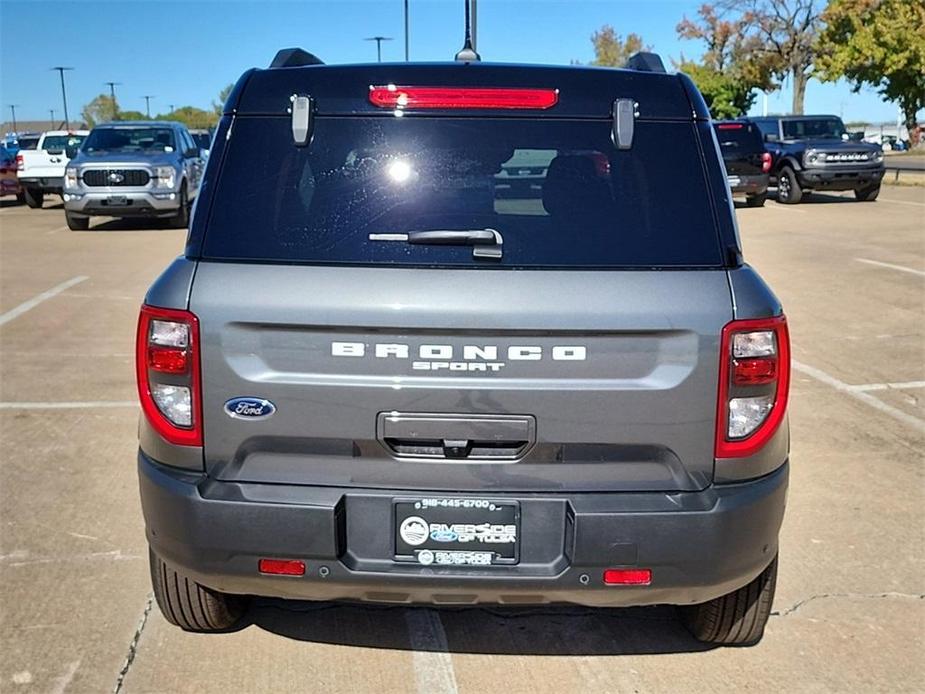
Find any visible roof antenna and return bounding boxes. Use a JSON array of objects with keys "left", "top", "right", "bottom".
[{"left": 455, "top": 0, "right": 480, "bottom": 62}]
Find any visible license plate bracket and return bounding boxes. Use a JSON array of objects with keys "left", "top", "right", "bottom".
[
  {"left": 394, "top": 498, "right": 520, "bottom": 566},
  {"left": 106, "top": 195, "right": 129, "bottom": 206}
]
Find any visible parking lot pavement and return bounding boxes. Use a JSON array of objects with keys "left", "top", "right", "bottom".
[{"left": 1, "top": 191, "right": 923, "bottom": 693}]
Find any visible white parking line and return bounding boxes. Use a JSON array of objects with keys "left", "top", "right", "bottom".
[
  {"left": 0, "top": 275, "right": 88, "bottom": 327},
  {"left": 877, "top": 197, "right": 925, "bottom": 208},
  {"left": 0, "top": 401, "right": 136, "bottom": 410},
  {"left": 855, "top": 258, "right": 925, "bottom": 277},
  {"left": 405, "top": 609, "right": 459, "bottom": 694},
  {"left": 793, "top": 360, "right": 925, "bottom": 433},
  {"left": 849, "top": 381, "right": 925, "bottom": 392}
]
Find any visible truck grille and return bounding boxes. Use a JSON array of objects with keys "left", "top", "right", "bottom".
[
  {"left": 822, "top": 151, "right": 873, "bottom": 163},
  {"left": 82, "top": 169, "right": 151, "bottom": 187}
]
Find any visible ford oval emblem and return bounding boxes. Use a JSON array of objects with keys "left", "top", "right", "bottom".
[
  {"left": 429, "top": 529, "right": 459, "bottom": 543},
  {"left": 224, "top": 397, "right": 276, "bottom": 420}
]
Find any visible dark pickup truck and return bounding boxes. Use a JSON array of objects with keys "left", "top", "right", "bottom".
[
  {"left": 751, "top": 115, "right": 885, "bottom": 204},
  {"left": 713, "top": 120, "right": 771, "bottom": 207}
]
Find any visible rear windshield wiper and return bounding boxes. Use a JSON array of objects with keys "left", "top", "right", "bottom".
[{"left": 369, "top": 228, "right": 503, "bottom": 260}]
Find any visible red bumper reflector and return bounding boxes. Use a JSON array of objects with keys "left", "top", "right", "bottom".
[
  {"left": 733, "top": 357, "right": 777, "bottom": 385},
  {"left": 369, "top": 86, "right": 559, "bottom": 110},
  {"left": 603, "top": 568, "right": 652, "bottom": 586},
  {"left": 148, "top": 346, "right": 188, "bottom": 374},
  {"left": 258, "top": 559, "right": 305, "bottom": 576}
]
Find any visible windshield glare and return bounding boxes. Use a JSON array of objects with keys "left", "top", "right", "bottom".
[
  {"left": 782, "top": 118, "right": 847, "bottom": 140},
  {"left": 83, "top": 127, "right": 176, "bottom": 153}
]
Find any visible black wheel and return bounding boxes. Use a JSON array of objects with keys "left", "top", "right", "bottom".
[
  {"left": 680, "top": 555, "right": 778, "bottom": 646},
  {"left": 776, "top": 167, "right": 803, "bottom": 204},
  {"left": 746, "top": 192, "right": 767, "bottom": 208},
  {"left": 149, "top": 548, "right": 245, "bottom": 632},
  {"left": 64, "top": 210, "right": 89, "bottom": 231},
  {"left": 168, "top": 183, "right": 189, "bottom": 229},
  {"left": 22, "top": 187, "right": 44, "bottom": 209},
  {"left": 16, "top": 192, "right": 26, "bottom": 205},
  {"left": 854, "top": 184, "right": 880, "bottom": 202}
]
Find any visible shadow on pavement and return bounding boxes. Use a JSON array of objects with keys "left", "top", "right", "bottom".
[
  {"left": 87, "top": 217, "right": 180, "bottom": 232},
  {"left": 242, "top": 600, "right": 716, "bottom": 656}
]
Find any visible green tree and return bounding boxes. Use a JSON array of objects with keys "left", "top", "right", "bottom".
[
  {"left": 213, "top": 83, "right": 235, "bottom": 116},
  {"left": 589, "top": 26, "right": 651, "bottom": 67},
  {"left": 676, "top": 5, "right": 776, "bottom": 117},
  {"left": 815, "top": 0, "right": 925, "bottom": 140},
  {"left": 117, "top": 110, "right": 147, "bottom": 121},
  {"left": 723, "top": 0, "right": 824, "bottom": 115},
  {"left": 81, "top": 94, "right": 118, "bottom": 127},
  {"left": 156, "top": 106, "right": 218, "bottom": 129}
]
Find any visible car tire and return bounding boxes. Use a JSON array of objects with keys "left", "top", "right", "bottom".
[
  {"left": 776, "top": 167, "right": 803, "bottom": 204},
  {"left": 23, "top": 187, "right": 44, "bottom": 209},
  {"left": 15, "top": 192, "right": 26, "bottom": 205},
  {"left": 854, "top": 184, "right": 880, "bottom": 202},
  {"left": 746, "top": 192, "right": 767, "bottom": 208},
  {"left": 679, "top": 555, "right": 778, "bottom": 646},
  {"left": 149, "top": 548, "right": 245, "bottom": 632},
  {"left": 168, "top": 183, "right": 189, "bottom": 229},
  {"left": 64, "top": 211, "right": 89, "bottom": 231}
]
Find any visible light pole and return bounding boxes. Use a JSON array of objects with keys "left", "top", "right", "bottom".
[
  {"left": 142, "top": 95, "right": 155, "bottom": 118},
  {"left": 364, "top": 36, "right": 393, "bottom": 62},
  {"left": 52, "top": 67, "right": 74, "bottom": 128},
  {"left": 404, "top": 0, "right": 409, "bottom": 61},
  {"left": 8, "top": 104, "right": 18, "bottom": 133},
  {"left": 168, "top": 104, "right": 175, "bottom": 113},
  {"left": 49, "top": 109, "right": 56, "bottom": 128},
  {"left": 105, "top": 81, "right": 121, "bottom": 119}
]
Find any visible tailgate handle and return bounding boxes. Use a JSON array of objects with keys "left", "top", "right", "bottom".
[{"left": 377, "top": 412, "right": 536, "bottom": 461}]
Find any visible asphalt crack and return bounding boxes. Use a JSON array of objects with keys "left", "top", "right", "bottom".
[
  {"left": 772, "top": 591, "right": 925, "bottom": 617},
  {"left": 112, "top": 593, "right": 154, "bottom": 694}
]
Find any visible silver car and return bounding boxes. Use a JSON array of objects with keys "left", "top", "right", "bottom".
[{"left": 63, "top": 121, "right": 203, "bottom": 230}]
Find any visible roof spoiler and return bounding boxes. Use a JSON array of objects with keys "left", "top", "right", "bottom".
[
  {"left": 623, "top": 52, "right": 666, "bottom": 73},
  {"left": 269, "top": 48, "right": 324, "bottom": 68}
]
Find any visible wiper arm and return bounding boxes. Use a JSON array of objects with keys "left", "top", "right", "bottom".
[{"left": 369, "top": 228, "right": 503, "bottom": 259}]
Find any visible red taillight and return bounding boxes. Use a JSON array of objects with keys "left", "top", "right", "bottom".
[
  {"left": 148, "top": 346, "right": 188, "bottom": 373},
  {"left": 258, "top": 558, "right": 305, "bottom": 576},
  {"left": 717, "top": 123, "right": 744, "bottom": 130},
  {"left": 136, "top": 304, "right": 202, "bottom": 446},
  {"left": 715, "top": 316, "right": 790, "bottom": 459},
  {"left": 733, "top": 357, "right": 777, "bottom": 385},
  {"left": 16, "top": 153, "right": 24, "bottom": 171},
  {"left": 761, "top": 151, "right": 772, "bottom": 173},
  {"left": 369, "top": 85, "right": 559, "bottom": 110},
  {"left": 603, "top": 568, "right": 652, "bottom": 586}
]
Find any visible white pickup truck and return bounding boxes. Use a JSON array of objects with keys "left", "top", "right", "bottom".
[{"left": 17, "top": 130, "right": 89, "bottom": 208}]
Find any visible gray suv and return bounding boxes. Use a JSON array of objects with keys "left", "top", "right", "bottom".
[
  {"left": 63, "top": 121, "right": 203, "bottom": 230},
  {"left": 137, "top": 49, "right": 790, "bottom": 645}
]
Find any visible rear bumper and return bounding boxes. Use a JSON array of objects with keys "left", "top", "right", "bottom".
[
  {"left": 139, "top": 452, "right": 787, "bottom": 607},
  {"left": 796, "top": 166, "right": 884, "bottom": 190},
  {"left": 727, "top": 173, "right": 769, "bottom": 195},
  {"left": 19, "top": 176, "right": 63, "bottom": 193}
]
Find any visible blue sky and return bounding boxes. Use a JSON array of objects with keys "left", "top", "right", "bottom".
[{"left": 0, "top": 0, "right": 912, "bottom": 126}]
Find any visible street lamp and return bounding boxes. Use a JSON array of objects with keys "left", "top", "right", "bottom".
[
  {"left": 49, "top": 109, "right": 56, "bottom": 128},
  {"left": 8, "top": 104, "right": 18, "bottom": 133},
  {"left": 142, "top": 95, "right": 155, "bottom": 118},
  {"left": 404, "top": 0, "right": 409, "bottom": 61},
  {"left": 364, "top": 36, "right": 393, "bottom": 62},
  {"left": 105, "top": 81, "right": 121, "bottom": 119},
  {"left": 51, "top": 67, "right": 74, "bottom": 128}
]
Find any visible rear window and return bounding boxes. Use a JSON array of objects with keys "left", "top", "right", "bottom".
[
  {"left": 713, "top": 123, "right": 762, "bottom": 150},
  {"left": 18, "top": 136, "right": 40, "bottom": 150},
  {"left": 41, "top": 134, "right": 86, "bottom": 151},
  {"left": 201, "top": 117, "right": 723, "bottom": 268}
]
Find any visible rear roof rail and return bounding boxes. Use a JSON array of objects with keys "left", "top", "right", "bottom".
[
  {"left": 270, "top": 48, "right": 324, "bottom": 68},
  {"left": 623, "top": 52, "right": 666, "bottom": 73}
]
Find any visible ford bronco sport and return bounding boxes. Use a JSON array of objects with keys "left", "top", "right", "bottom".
[{"left": 137, "top": 48, "right": 790, "bottom": 646}]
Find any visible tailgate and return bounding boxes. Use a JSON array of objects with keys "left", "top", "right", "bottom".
[
  {"left": 20, "top": 151, "right": 65, "bottom": 179},
  {"left": 192, "top": 264, "right": 732, "bottom": 493}
]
